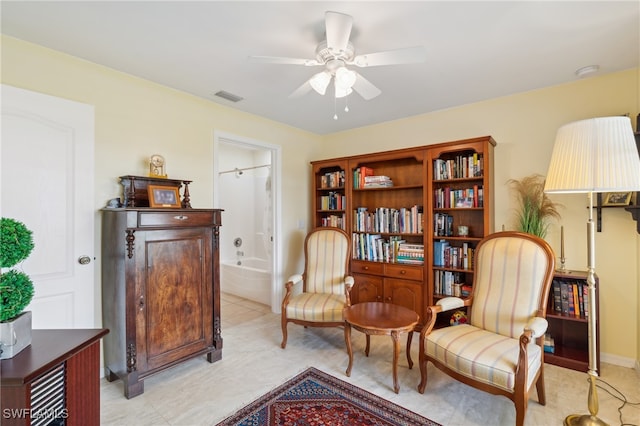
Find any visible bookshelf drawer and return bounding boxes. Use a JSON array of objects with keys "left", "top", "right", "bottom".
[
  {"left": 351, "top": 260, "right": 384, "bottom": 276},
  {"left": 384, "top": 264, "right": 423, "bottom": 281}
]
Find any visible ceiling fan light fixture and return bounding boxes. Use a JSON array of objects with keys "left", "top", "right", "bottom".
[
  {"left": 335, "top": 84, "right": 353, "bottom": 99},
  {"left": 335, "top": 67, "right": 357, "bottom": 89},
  {"left": 309, "top": 71, "right": 331, "bottom": 95}
]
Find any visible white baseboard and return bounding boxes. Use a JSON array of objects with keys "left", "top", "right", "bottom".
[{"left": 600, "top": 352, "right": 637, "bottom": 368}]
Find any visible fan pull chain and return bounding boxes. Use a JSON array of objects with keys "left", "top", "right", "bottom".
[{"left": 333, "top": 96, "right": 338, "bottom": 120}]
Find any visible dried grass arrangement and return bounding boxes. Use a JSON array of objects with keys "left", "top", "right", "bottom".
[{"left": 508, "top": 174, "right": 562, "bottom": 238}]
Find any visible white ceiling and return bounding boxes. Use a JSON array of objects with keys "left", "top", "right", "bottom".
[{"left": 2, "top": 1, "right": 638, "bottom": 135}]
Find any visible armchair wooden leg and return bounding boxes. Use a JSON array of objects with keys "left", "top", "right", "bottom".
[
  {"left": 280, "top": 315, "right": 288, "bottom": 349},
  {"left": 514, "top": 386, "right": 527, "bottom": 426},
  {"left": 535, "top": 367, "right": 546, "bottom": 405},
  {"left": 417, "top": 340, "right": 427, "bottom": 393}
]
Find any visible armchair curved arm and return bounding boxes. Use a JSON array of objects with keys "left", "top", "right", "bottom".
[
  {"left": 344, "top": 275, "right": 354, "bottom": 305},
  {"left": 436, "top": 296, "right": 466, "bottom": 311},
  {"left": 524, "top": 316, "right": 548, "bottom": 339},
  {"left": 282, "top": 274, "right": 303, "bottom": 310},
  {"left": 286, "top": 274, "right": 303, "bottom": 287},
  {"left": 515, "top": 316, "right": 548, "bottom": 389},
  {"left": 421, "top": 296, "right": 473, "bottom": 339}
]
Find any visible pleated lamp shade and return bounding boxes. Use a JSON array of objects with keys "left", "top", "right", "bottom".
[{"left": 544, "top": 116, "right": 640, "bottom": 194}]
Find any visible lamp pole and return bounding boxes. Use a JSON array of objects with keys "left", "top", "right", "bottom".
[{"left": 564, "top": 192, "right": 606, "bottom": 426}]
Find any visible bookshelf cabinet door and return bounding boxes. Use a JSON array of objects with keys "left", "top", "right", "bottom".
[
  {"left": 352, "top": 274, "right": 383, "bottom": 304},
  {"left": 383, "top": 278, "right": 424, "bottom": 321}
]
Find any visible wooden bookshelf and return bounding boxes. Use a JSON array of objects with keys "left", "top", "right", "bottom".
[
  {"left": 310, "top": 136, "right": 496, "bottom": 330},
  {"left": 545, "top": 269, "right": 599, "bottom": 372}
]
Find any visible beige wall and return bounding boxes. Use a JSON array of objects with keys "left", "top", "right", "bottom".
[
  {"left": 2, "top": 35, "right": 638, "bottom": 366},
  {"left": 1, "top": 35, "right": 323, "bottom": 323},
  {"left": 322, "top": 69, "right": 640, "bottom": 366}
]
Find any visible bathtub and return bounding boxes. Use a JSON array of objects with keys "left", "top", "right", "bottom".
[{"left": 220, "top": 257, "right": 271, "bottom": 306}]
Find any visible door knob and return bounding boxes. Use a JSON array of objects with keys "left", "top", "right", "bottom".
[{"left": 78, "top": 255, "right": 92, "bottom": 265}]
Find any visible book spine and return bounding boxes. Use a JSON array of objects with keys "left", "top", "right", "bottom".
[
  {"left": 560, "top": 282, "right": 570, "bottom": 315},
  {"left": 552, "top": 280, "right": 562, "bottom": 313}
]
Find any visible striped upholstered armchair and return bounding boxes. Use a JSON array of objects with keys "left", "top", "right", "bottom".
[
  {"left": 418, "top": 231, "right": 555, "bottom": 426},
  {"left": 280, "top": 227, "right": 354, "bottom": 349}
]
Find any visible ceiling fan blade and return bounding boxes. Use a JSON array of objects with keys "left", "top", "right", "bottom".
[
  {"left": 248, "top": 56, "right": 321, "bottom": 66},
  {"left": 288, "top": 80, "right": 313, "bottom": 99},
  {"left": 325, "top": 11, "right": 353, "bottom": 54},
  {"left": 352, "top": 72, "right": 381, "bottom": 100},
  {"left": 351, "top": 46, "right": 427, "bottom": 67}
]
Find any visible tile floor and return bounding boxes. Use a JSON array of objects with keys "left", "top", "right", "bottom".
[{"left": 100, "top": 293, "right": 640, "bottom": 425}]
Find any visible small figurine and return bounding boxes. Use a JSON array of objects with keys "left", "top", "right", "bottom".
[
  {"left": 450, "top": 310, "right": 468, "bottom": 326},
  {"left": 149, "top": 154, "right": 167, "bottom": 178}
]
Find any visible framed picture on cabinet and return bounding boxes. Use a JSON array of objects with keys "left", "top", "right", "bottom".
[
  {"left": 148, "top": 185, "right": 181, "bottom": 208},
  {"left": 602, "top": 191, "right": 632, "bottom": 206}
]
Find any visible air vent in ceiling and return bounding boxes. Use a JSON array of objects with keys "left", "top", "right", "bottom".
[{"left": 214, "top": 90, "right": 244, "bottom": 102}]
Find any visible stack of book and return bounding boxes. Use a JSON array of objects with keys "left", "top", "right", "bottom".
[
  {"left": 363, "top": 175, "right": 393, "bottom": 188},
  {"left": 544, "top": 333, "right": 555, "bottom": 353},
  {"left": 396, "top": 243, "right": 424, "bottom": 265},
  {"left": 353, "top": 166, "right": 374, "bottom": 189}
]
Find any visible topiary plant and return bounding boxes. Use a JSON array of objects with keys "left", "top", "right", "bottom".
[{"left": 0, "top": 217, "right": 35, "bottom": 322}]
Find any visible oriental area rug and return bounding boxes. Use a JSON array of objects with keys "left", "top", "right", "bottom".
[{"left": 216, "top": 367, "right": 440, "bottom": 426}]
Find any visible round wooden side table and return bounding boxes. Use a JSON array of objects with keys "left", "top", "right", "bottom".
[{"left": 343, "top": 302, "right": 419, "bottom": 393}]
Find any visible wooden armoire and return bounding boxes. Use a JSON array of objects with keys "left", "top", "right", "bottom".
[{"left": 101, "top": 207, "right": 223, "bottom": 398}]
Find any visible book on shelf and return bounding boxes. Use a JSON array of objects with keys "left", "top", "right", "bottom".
[
  {"left": 433, "top": 240, "right": 450, "bottom": 266},
  {"left": 320, "top": 192, "right": 345, "bottom": 210},
  {"left": 434, "top": 185, "right": 483, "bottom": 209},
  {"left": 567, "top": 283, "right": 576, "bottom": 316},
  {"left": 447, "top": 245, "right": 473, "bottom": 269},
  {"left": 462, "top": 242, "right": 469, "bottom": 269},
  {"left": 555, "top": 278, "right": 589, "bottom": 318},
  {"left": 320, "top": 170, "right": 345, "bottom": 189},
  {"left": 434, "top": 270, "right": 464, "bottom": 296},
  {"left": 352, "top": 233, "right": 417, "bottom": 263},
  {"left": 552, "top": 279, "right": 562, "bottom": 313},
  {"left": 560, "top": 281, "right": 570, "bottom": 315},
  {"left": 573, "top": 283, "right": 581, "bottom": 318},
  {"left": 434, "top": 213, "right": 453, "bottom": 236},
  {"left": 363, "top": 175, "right": 393, "bottom": 188},
  {"left": 353, "top": 166, "right": 375, "bottom": 189},
  {"left": 460, "top": 284, "right": 473, "bottom": 297},
  {"left": 544, "top": 333, "right": 555, "bottom": 354},
  {"left": 433, "top": 153, "right": 484, "bottom": 180},
  {"left": 320, "top": 214, "right": 345, "bottom": 229},
  {"left": 353, "top": 205, "right": 423, "bottom": 234},
  {"left": 396, "top": 243, "right": 424, "bottom": 265}
]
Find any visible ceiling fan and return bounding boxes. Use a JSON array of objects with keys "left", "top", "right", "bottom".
[{"left": 250, "top": 11, "right": 427, "bottom": 102}]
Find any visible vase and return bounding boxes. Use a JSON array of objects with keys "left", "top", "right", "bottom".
[{"left": 0, "top": 311, "right": 32, "bottom": 359}]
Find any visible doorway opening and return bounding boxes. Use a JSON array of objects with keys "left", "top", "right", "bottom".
[{"left": 213, "top": 131, "right": 281, "bottom": 312}]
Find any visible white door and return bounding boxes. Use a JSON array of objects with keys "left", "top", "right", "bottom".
[{"left": 1, "top": 84, "right": 95, "bottom": 328}]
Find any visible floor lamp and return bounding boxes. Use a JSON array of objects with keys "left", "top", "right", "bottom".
[{"left": 544, "top": 116, "right": 640, "bottom": 426}]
